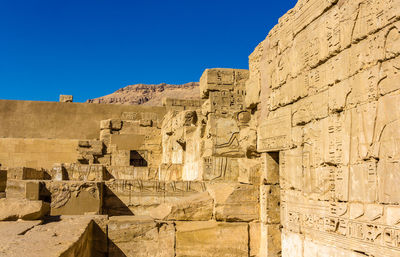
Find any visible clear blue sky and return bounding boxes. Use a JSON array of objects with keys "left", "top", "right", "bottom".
[{"left": 0, "top": 0, "right": 297, "bottom": 102}]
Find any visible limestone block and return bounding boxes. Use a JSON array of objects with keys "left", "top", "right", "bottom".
[
  {"left": 110, "top": 119, "right": 122, "bottom": 130},
  {"left": 210, "top": 116, "right": 244, "bottom": 158},
  {"left": 385, "top": 23, "right": 400, "bottom": 59},
  {"left": 350, "top": 102, "right": 377, "bottom": 164},
  {"left": 379, "top": 55, "right": 400, "bottom": 96},
  {"left": 200, "top": 68, "right": 249, "bottom": 98},
  {"left": 292, "top": 90, "right": 328, "bottom": 126},
  {"left": 52, "top": 163, "right": 68, "bottom": 181},
  {"left": 280, "top": 148, "right": 303, "bottom": 191},
  {"left": 282, "top": 229, "right": 304, "bottom": 257},
  {"left": 59, "top": 95, "right": 73, "bottom": 102},
  {"left": 108, "top": 216, "right": 175, "bottom": 257},
  {"left": 238, "top": 158, "right": 262, "bottom": 185},
  {"left": 107, "top": 166, "right": 149, "bottom": 180},
  {"left": 207, "top": 183, "right": 259, "bottom": 222},
  {"left": 44, "top": 181, "right": 103, "bottom": 215},
  {"left": 270, "top": 75, "right": 308, "bottom": 111},
  {"left": 175, "top": 221, "right": 249, "bottom": 257},
  {"left": 363, "top": 204, "right": 383, "bottom": 222},
  {"left": 260, "top": 185, "right": 280, "bottom": 224},
  {"left": 328, "top": 79, "right": 351, "bottom": 113},
  {"left": 250, "top": 222, "right": 261, "bottom": 257},
  {"left": 258, "top": 105, "right": 292, "bottom": 152},
  {"left": 0, "top": 198, "right": 49, "bottom": 220},
  {"left": 325, "top": 112, "right": 351, "bottom": 166},
  {"left": 202, "top": 156, "right": 239, "bottom": 182},
  {"left": 347, "top": 66, "right": 379, "bottom": 108},
  {"left": 63, "top": 163, "right": 106, "bottom": 181},
  {"left": 246, "top": 43, "right": 263, "bottom": 109},
  {"left": 303, "top": 238, "right": 370, "bottom": 257},
  {"left": 100, "top": 119, "right": 111, "bottom": 130},
  {"left": 7, "top": 167, "right": 46, "bottom": 180},
  {"left": 303, "top": 118, "right": 329, "bottom": 168},
  {"left": 139, "top": 119, "right": 153, "bottom": 127},
  {"left": 111, "top": 150, "right": 130, "bottom": 166},
  {"left": 385, "top": 206, "right": 400, "bottom": 226},
  {"left": 158, "top": 163, "right": 183, "bottom": 181},
  {"left": 349, "top": 161, "right": 377, "bottom": 203},
  {"left": 148, "top": 192, "right": 213, "bottom": 221},
  {"left": 103, "top": 180, "right": 207, "bottom": 216},
  {"left": 260, "top": 224, "right": 281, "bottom": 257},
  {"left": 378, "top": 157, "right": 400, "bottom": 204},
  {"left": 6, "top": 180, "right": 40, "bottom": 200}
]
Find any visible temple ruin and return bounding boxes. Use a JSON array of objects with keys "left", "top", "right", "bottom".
[{"left": 0, "top": 0, "right": 399, "bottom": 256}]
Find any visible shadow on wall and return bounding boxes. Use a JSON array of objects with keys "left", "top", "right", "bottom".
[
  {"left": 91, "top": 222, "right": 127, "bottom": 257},
  {"left": 102, "top": 185, "right": 134, "bottom": 216}
]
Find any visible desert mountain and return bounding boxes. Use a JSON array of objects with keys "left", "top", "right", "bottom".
[{"left": 87, "top": 82, "right": 200, "bottom": 106}]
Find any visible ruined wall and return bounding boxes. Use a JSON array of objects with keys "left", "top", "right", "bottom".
[
  {"left": 246, "top": 0, "right": 400, "bottom": 256},
  {"left": 0, "top": 100, "right": 165, "bottom": 139}
]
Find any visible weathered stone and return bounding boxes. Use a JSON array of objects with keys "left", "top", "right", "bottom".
[
  {"left": 6, "top": 180, "right": 40, "bottom": 200},
  {"left": 175, "top": 221, "right": 249, "bottom": 257},
  {"left": 148, "top": 192, "right": 213, "bottom": 221},
  {"left": 0, "top": 198, "right": 49, "bottom": 220},
  {"left": 108, "top": 216, "right": 175, "bottom": 257},
  {"left": 238, "top": 158, "right": 262, "bottom": 185},
  {"left": 59, "top": 95, "right": 73, "bottom": 102},
  {"left": 44, "top": 181, "right": 103, "bottom": 215},
  {"left": 207, "top": 182, "right": 259, "bottom": 222},
  {"left": 7, "top": 167, "right": 46, "bottom": 180}
]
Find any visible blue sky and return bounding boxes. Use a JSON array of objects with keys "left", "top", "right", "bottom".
[{"left": 0, "top": 0, "right": 297, "bottom": 102}]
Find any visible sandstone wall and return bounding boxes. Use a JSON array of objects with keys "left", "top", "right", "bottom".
[
  {"left": 246, "top": 0, "right": 400, "bottom": 256},
  {"left": 0, "top": 138, "right": 79, "bottom": 170},
  {"left": 0, "top": 100, "right": 165, "bottom": 140}
]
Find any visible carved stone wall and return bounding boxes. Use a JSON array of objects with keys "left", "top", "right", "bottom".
[{"left": 246, "top": 0, "right": 400, "bottom": 256}]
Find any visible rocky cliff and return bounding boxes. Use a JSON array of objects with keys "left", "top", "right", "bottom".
[{"left": 87, "top": 82, "right": 200, "bottom": 106}]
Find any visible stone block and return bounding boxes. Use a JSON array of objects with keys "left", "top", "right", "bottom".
[
  {"left": 110, "top": 119, "right": 122, "bottom": 130},
  {"left": 200, "top": 68, "right": 249, "bottom": 99},
  {"left": 59, "top": 95, "right": 73, "bottom": 102},
  {"left": 280, "top": 148, "right": 303, "bottom": 191},
  {"left": 103, "top": 180, "right": 207, "bottom": 216},
  {"left": 282, "top": 229, "right": 303, "bottom": 257},
  {"left": 159, "top": 163, "right": 183, "bottom": 181},
  {"left": 108, "top": 216, "right": 175, "bottom": 257},
  {"left": 7, "top": 167, "right": 46, "bottom": 180},
  {"left": 175, "top": 221, "right": 249, "bottom": 257},
  {"left": 0, "top": 198, "right": 50, "bottom": 221},
  {"left": 250, "top": 222, "right": 261, "bottom": 257},
  {"left": 260, "top": 224, "right": 281, "bottom": 257},
  {"left": 292, "top": 90, "right": 328, "bottom": 126},
  {"left": 207, "top": 183, "right": 259, "bottom": 222},
  {"left": 349, "top": 161, "right": 377, "bottom": 203},
  {"left": 202, "top": 156, "right": 239, "bottom": 182},
  {"left": 260, "top": 185, "right": 280, "bottom": 224},
  {"left": 100, "top": 119, "right": 111, "bottom": 130},
  {"left": 379, "top": 55, "right": 400, "bottom": 96},
  {"left": 148, "top": 192, "right": 213, "bottom": 221},
  {"left": 258, "top": 105, "right": 292, "bottom": 152},
  {"left": 6, "top": 179, "right": 40, "bottom": 200},
  {"left": 44, "top": 181, "right": 103, "bottom": 215},
  {"left": 262, "top": 152, "right": 279, "bottom": 185},
  {"left": 63, "top": 163, "right": 106, "bottom": 181},
  {"left": 52, "top": 163, "right": 68, "bottom": 181},
  {"left": 238, "top": 158, "right": 262, "bottom": 185}
]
